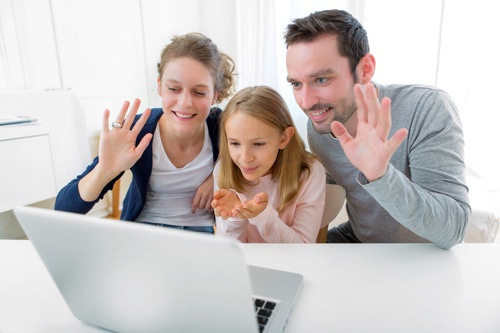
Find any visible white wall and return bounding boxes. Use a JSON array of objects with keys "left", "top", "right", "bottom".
[{"left": 1, "top": 0, "right": 499, "bottom": 221}]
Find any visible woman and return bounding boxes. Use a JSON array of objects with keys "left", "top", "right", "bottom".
[{"left": 55, "top": 33, "right": 237, "bottom": 233}]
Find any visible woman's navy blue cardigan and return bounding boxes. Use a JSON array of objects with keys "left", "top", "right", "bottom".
[{"left": 54, "top": 107, "right": 221, "bottom": 221}]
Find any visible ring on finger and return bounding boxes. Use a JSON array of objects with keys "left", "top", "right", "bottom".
[{"left": 111, "top": 121, "right": 123, "bottom": 128}]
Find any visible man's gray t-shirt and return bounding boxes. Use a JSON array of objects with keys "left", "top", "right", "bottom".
[{"left": 308, "top": 83, "right": 470, "bottom": 249}]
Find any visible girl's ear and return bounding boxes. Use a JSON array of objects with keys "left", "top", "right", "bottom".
[
  {"left": 279, "top": 126, "right": 295, "bottom": 149},
  {"left": 157, "top": 77, "right": 162, "bottom": 96}
]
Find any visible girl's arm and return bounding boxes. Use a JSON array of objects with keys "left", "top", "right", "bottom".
[
  {"left": 248, "top": 160, "right": 326, "bottom": 243},
  {"left": 214, "top": 189, "right": 249, "bottom": 242}
]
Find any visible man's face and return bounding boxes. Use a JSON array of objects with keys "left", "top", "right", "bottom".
[{"left": 286, "top": 34, "right": 358, "bottom": 134}]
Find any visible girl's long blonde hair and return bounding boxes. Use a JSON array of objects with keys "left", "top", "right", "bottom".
[{"left": 217, "top": 86, "right": 316, "bottom": 213}]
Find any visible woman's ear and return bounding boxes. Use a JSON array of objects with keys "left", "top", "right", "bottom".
[
  {"left": 212, "top": 92, "right": 220, "bottom": 105},
  {"left": 279, "top": 126, "right": 295, "bottom": 149}
]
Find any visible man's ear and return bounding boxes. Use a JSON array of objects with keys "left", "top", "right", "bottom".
[
  {"left": 357, "top": 53, "right": 376, "bottom": 84},
  {"left": 279, "top": 126, "right": 295, "bottom": 149}
]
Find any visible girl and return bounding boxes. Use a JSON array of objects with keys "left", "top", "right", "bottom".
[
  {"left": 212, "top": 86, "right": 326, "bottom": 242},
  {"left": 55, "top": 33, "right": 237, "bottom": 234}
]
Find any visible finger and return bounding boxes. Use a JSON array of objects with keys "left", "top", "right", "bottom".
[
  {"left": 331, "top": 121, "right": 353, "bottom": 148},
  {"left": 376, "top": 97, "right": 392, "bottom": 140},
  {"left": 220, "top": 210, "right": 230, "bottom": 219},
  {"left": 204, "top": 200, "right": 213, "bottom": 212},
  {"left": 212, "top": 198, "right": 221, "bottom": 209},
  {"left": 122, "top": 98, "right": 141, "bottom": 130},
  {"left": 365, "top": 82, "right": 380, "bottom": 126},
  {"left": 254, "top": 192, "right": 268, "bottom": 204},
  {"left": 134, "top": 133, "right": 153, "bottom": 157},
  {"left": 259, "top": 192, "right": 268, "bottom": 203},
  {"left": 195, "top": 198, "right": 207, "bottom": 212},
  {"left": 387, "top": 128, "right": 408, "bottom": 154},
  {"left": 130, "top": 107, "right": 151, "bottom": 137},
  {"left": 233, "top": 208, "right": 247, "bottom": 219},
  {"left": 214, "top": 189, "right": 229, "bottom": 199},
  {"left": 213, "top": 190, "right": 222, "bottom": 200},
  {"left": 190, "top": 191, "right": 205, "bottom": 214},
  {"left": 235, "top": 206, "right": 255, "bottom": 219},
  {"left": 102, "top": 109, "right": 111, "bottom": 134},
  {"left": 115, "top": 100, "right": 131, "bottom": 124},
  {"left": 354, "top": 84, "right": 368, "bottom": 123},
  {"left": 191, "top": 198, "right": 199, "bottom": 214}
]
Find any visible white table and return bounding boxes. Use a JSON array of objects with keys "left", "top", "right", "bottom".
[{"left": 1, "top": 240, "right": 499, "bottom": 333}]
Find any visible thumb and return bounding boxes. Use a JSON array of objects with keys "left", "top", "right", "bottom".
[
  {"left": 254, "top": 192, "right": 268, "bottom": 204},
  {"left": 331, "top": 121, "right": 353, "bottom": 147},
  {"left": 214, "top": 189, "right": 227, "bottom": 199}
]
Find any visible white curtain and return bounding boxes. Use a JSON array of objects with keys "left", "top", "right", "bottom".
[{"left": 233, "top": 0, "right": 358, "bottom": 122}]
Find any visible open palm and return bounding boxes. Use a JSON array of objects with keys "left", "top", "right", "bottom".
[
  {"left": 212, "top": 189, "right": 268, "bottom": 220},
  {"left": 331, "top": 83, "right": 408, "bottom": 182}
]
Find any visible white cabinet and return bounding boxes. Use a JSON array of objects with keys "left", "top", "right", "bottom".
[
  {"left": 0, "top": 125, "right": 57, "bottom": 212},
  {"left": 0, "top": 90, "right": 92, "bottom": 238}
]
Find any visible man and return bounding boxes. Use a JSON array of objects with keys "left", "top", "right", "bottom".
[{"left": 284, "top": 9, "right": 470, "bottom": 249}]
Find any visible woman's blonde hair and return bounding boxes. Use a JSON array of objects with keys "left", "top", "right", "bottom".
[
  {"left": 157, "top": 32, "right": 237, "bottom": 103},
  {"left": 218, "top": 86, "right": 316, "bottom": 213}
]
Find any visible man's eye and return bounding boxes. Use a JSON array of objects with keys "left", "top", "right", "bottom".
[
  {"left": 291, "top": 82, "right": 301, "bottom": 88},
  {"left": 317, "top": 78, "right": 327, "bottom": 84}
]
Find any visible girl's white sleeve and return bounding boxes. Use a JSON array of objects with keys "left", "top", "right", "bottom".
[{"left": 213, "top": 164, "right": 250, "bottom": 241}]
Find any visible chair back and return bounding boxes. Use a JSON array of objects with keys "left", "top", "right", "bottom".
[{"left": 316, "top": 184, "right": 346, "bottom": 243}]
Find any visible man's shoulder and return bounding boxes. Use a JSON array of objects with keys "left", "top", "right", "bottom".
[{"left": 377, "top": 82, "right": 445, "bottom": 98}]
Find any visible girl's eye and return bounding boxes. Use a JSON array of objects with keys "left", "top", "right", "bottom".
[
  {"left": 229, "top": 141, "right": 240, "bottom": 146},
  {"left": 194, "top": 91, "right": 207, "bottom": 96},
  {"left": 254, "top": 142, "right": 265, "bottom": 147},
  {"left": 168, "top": 87, "right": 179, "bottom": 92}
]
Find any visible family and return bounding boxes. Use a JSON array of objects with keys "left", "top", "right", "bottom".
[{"left": 55, "top": 9, "right": 470, "bottom": 249}]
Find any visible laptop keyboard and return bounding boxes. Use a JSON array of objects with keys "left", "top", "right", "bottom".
[{"left": 253, "top": 297, "right": 277, "bottom": 333}]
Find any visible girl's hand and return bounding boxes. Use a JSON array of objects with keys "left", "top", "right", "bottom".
[
  {"left": 212, "top": 189, "right": 241, "bottom": 220},
  {"left": 212, "top": 190, "right": 268, "bottom": 220},
  {"left": 232, "top": 192, "right": 268, "bottom": 219}
]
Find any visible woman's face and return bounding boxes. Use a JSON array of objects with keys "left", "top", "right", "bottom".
[{"left": 157, "top": 57, "right": 216, "bottom": 134}]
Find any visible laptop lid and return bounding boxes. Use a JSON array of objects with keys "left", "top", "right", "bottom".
[{"left": 13, "top": 206, "right": 302, "bottom": 333}]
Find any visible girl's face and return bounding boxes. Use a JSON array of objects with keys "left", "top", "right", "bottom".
[
  {"left": 225, "top": 112, "right": 293, "bottom": 183},
  {"left": 157, "top": 57, "right": 216, "bottom": 134}
]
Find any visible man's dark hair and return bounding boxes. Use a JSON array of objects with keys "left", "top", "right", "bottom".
[{"left": 284, "top": 9, "right": 369, "bottom": 78}]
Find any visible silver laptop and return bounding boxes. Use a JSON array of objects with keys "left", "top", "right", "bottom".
[{"left": 14, "top": 206, "right": 303, "bottom": 333}]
